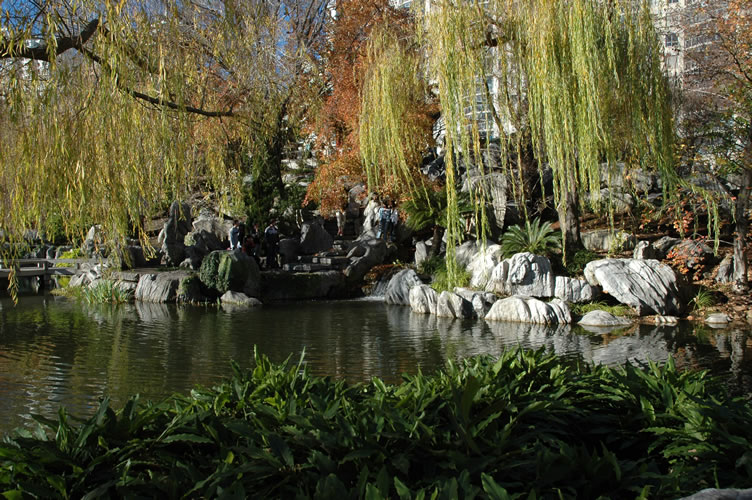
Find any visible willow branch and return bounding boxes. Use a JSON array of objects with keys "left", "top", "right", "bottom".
[
  {"left": 81, "top": 48, "right": 236, "bottom": 118},
  {"left": 0, "top": 18, "right": 99, "bottom": 61}
]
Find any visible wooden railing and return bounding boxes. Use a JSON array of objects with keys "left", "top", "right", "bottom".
[{"left": 0, "top": 258, "right": 97, "bottom": 279}]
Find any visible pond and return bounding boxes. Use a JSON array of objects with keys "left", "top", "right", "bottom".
[{"left": 1, "top": 294, "right": 751, "bottom": 436}]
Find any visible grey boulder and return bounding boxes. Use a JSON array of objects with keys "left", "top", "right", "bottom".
[
  {"left": 436, "top": 291, "right": 475, "bottom": 319},
  {"left": 409, "top": 285, "right": 439, "bottom": 315},
  {"left": 299, "top": 222, "right": 333, "bottom": 255},
  {"left": 385, "top": 269, "right": 423, "bottom": 305},
  {"left": 584, "top": 258, "right": 688, "bottom": 316},
  {"left": 485, "top": 296, "right": 571, "bottom": 325},
  {"left": 486, "top": 252, "right": 555, "bottom": 298},
  {"left": 554, "top": 276, "right": 600, "bottom": 303}
]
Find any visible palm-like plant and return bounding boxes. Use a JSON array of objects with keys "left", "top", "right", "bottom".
[{"left": 500, "top": 218, "right": 561, "bottom": 258}]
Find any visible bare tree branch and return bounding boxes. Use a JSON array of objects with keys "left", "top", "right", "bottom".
[{"left": 0, "top": 18, "right": 99, "bottom": 61}]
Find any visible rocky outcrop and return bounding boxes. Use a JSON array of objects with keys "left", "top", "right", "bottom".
[
  {"left": 668, "top": 239, "right": 714, "bottom": 271},
  {"left": 260, "top": 270, "right": 346, "bottom": 301},
  {"left": 161, "top": 201, "right": 192, "bottom": 266},
  {"left": 454, "top": 287, "right": 498, "bottom": 318},
  {"left": 183, "top": 229, "right": 225, "bottom": 269},
  {"left": 653, "top": 236, "right": 680, "bottom": 257},
  {"left": 414, "top": 240, "right": 430, "bottom": 268},
  {"left": 633, "top": 241, "right": 660, "bottom": 260},
  {"left": 485, "top": 296, "right": 571, "bottom": 325},
  {"left": 436, "top": 291, "right": 475, "bottom": 319},
  {"left": 83, "top": 225, "right": 105, "bottom": 258},
  {"left": 344, "top": 237, "right": 387, "bottom": 284},
  {"left": 192, "top": 211, "right": 231, "bottom": 243},
  {"left": 715, "top": 254, "right": 733, "bottom": 284},
  {"left": 199, "top": 250, "right": 261, "bottom": 297},
  {"left": 135, "top": 270, "right": 203, "bottom": 303},
  {"left": 466, "top": 244, "right": 504, "bottom": 289},
  {"left": 409, "top": 285, "right": 439, "bottom": 314},
  {"left": 455, "top": 240, "right": 478, "bottom": 269},
  {"left": 485, "top": 252, "right": 555, "bottom": 298},
  {"left": 584, "top": 259, "right": 688, "bottom": 316},
  {"left": 278, "top": 238, "right": 300, "bottom": 266},
  {"left": 679, "top": 488, "right": 752, "bottom": 500},
  {"left": 221, "top": 291, "right": 262, "bottom": 307},
  {"left": 554, "top": 276, "right": 600, "bottom": 303},
  {"left": 578, "top": 310, "right": 632, "bottom": 327},
  {"left": 299, "top": 222, "right": 333, "bottom": 255},
  {"left": 581, "top": 229, "right": 636, "bottom": 253},
  {"left": 384, "top": 269, "right": 423, "bottom": 305}
]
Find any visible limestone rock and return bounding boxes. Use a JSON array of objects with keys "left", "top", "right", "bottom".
[
  {"left": 436, "top": 291, "right": 475, "bottom": 319},
  {"left": 466, "top": 244, "right": 504, "bottom": 289},
  {"left": 715, "top": 254, "right": 734, "bottom": 284},
  {"left": 486, "top": 252, "right": 555, "bottom": 298},
  {"left": 578, "top": 310, "right": 632, "bottom": 327},
  {"left": 278, "top": 238, "right": 300, "bottom": 266},
  {"left": 192, "top": 211, "right": 232, "bottom": 243},
  {"left": 344, "top": 237, "right": 387, "bottom": 284},
  {"left": 385, "top": 269, "right": 423, "bottom": 305},
  {"left": 654, "top": 315, "right": 680, "bottom": 325},
  {"left": 83, "top": 225, "right": 105, "bottom": 258},
  {"left": 453, "top": 287, "right": 498, "bottom": 318},
  {"left": 199, "top": 250, "right": 261, "bottom": 296},
  {"left": 485, "top": 296, "right": 571, "bottom": 325},
  {"left": 633, "top": 241, "right": 660, "bottom": 260},
  {"left": 135, "top": 271, "right": 200, "bottom": 303},
  {"left": 299, "top": 222, "right": 333, "bottom": 255},
  {"left": 678, "top": 488, "right": 752, "bottom": 500},
  {"left": 161, "top": 201, "right": 192, "bottom": 266},
  {"left": 414, "top": 240, "right": 430, "bottom": 268},
  {"left": 653, "top": 236, "right": 680, "bottom": 256},
  {"left": 221, "top": 291, "right": 262, "bottom": 307},
  {"left": 705, "top": 313, "right": 730, "bottom": 325},
  {"left": 409, "top": 285, "right": 439, "bottom": 315},
  {"left": 554, "top": 276, "right": 600, "bottom": 303},
  {"left": 669, "top": 239, "right": 714, "bottom": 270},
  {"left": 260, "top": 270, "right": 346, "bottom": 301},
  {"left": 584, "top": 259, "right": 688, "bottom": 316},
  {"left": 581, "top": 229, "right": 636, "bottom": 253},
  {"left": 455, "top": 240, "right": 478, "bottom": 269}
]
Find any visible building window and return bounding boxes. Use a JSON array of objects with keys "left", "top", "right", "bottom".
[{"left": 665, "top": 33, "right": 679, "bottom": 49}]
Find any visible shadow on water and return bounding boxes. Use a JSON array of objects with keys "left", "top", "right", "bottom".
[{"left": 1, "top": 295, "right": 750, "bottom": 435}]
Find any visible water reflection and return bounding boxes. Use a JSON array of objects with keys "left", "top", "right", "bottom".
[{"left": 0, "top": 295, "right": 750, "bottom": 436}]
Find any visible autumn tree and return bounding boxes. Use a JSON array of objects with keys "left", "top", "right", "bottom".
[
  {"left": 305, "top": 0, "right": 434, "bottom": 215},
  {"left": 680, "top": 0, "right": 752, "bottom": 291}
]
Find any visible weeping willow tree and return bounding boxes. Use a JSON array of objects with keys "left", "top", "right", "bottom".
[
  {"left": 412, "top": 0, "right": 680, "bottom": 273},
  {"left": 359, "top": 25, "right": 437, "bottom": 205},
  {"left": 0, "top": 0, "right": 328, "bottom": 270}
]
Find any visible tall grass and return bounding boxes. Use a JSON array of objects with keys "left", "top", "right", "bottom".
[{"left": 1, "top": 349, "right": 750, "bottom": 498}]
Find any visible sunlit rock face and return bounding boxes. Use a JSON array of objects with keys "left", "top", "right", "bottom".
[
  {"left": 485, "top": 296, "right": 571, "bottom": 325},
  {"left": 384, "top": 269, "right": 423, "bottom": 305},
  {"left": 409, "top": 285, "right": 439, "bottom": 315},
  {"left": 485, "top": 252, "right": 555, "bottom": 298},
  {"left": 584, "top": 258, "right": 689, "bottom": 316}
]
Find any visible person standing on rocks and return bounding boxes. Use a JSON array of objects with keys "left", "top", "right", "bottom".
[
  {"left": 377, "top": 200, "right": 392, "bottom": 241},
  {"left": 229, "top": 220, "right": 240, "bottom": 250},
  {"left": 335, "top": 201, "right": 347, "bottom": 237},
  {"left": 264, "top": 220, "right": 280, "bottom": 269}
]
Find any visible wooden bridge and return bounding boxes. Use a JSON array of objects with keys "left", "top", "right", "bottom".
[{"left": 0, "top": 258, "right": 96, "bottom": 284}]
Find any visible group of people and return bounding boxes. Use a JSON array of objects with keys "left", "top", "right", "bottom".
[
  {"left": 362, "top": 194, "right": 399, "bottom": 243},
  {"left": 228, "top": 219, "right": 281, "bottom": 269}
]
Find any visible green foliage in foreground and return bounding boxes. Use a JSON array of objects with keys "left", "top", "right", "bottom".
[
  {"left": 53, "top": 280, "right": 133, "bottom": 304},
  {"left": 2, "top": 350, "right": 751, "bottom": 499}
]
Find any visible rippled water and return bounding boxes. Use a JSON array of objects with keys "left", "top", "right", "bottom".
[{"left": 1, "top": 295, "right": 750, "bottom": 436}]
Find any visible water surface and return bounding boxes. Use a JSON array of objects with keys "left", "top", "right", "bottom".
[{"left": 1, "top": 295, "right": 750, "bottom": 436}]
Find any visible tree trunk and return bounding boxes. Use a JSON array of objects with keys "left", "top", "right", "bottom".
[
  {"left": 557, "top": 179, "right": 581, "bottom": 262},
  {"left": 732, "top": 167, "right": 751, "bottom": 291}
]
